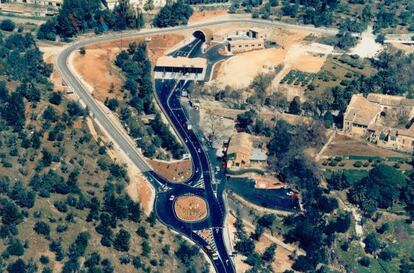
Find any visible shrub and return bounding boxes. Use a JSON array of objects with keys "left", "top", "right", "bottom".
[
  {"left": 0, "top": 19, "right": 16, "bottom": 32},
  {"left": 34, "top": 221, "right": 51, "bottom": 237},
  {"left": 328, "top": 160, "right": 338, "bottom": 167},
  {"left": 359, "top": 256, "right": 370, "bottom": 267},
  {"left": 353, "top": 161, "right": 363, "bottom": 168}
]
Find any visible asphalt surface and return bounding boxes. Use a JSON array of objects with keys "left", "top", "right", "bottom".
[
  {"left": 154, "top": 36, "right": 234, "bottom": 272},
  {"left": 55, "top": 18, "right": 332, "bottom": 273}
]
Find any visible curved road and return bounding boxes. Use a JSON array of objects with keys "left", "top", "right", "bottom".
[{"left": 56, "top": 18, "right": 332, "bottom": 273}]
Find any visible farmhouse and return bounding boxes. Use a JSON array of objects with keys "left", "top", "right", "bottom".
[
  {"left": 213, "top": 27, "right": 266, "bottom": 42},
  {"left": 343, "top": 93, "right": 414, "bottom": 152},
  {"left": 154, "top": 56, "right": 207, "bottom": 81},
  {"left": 226, "top": 132, "right": 268, "bottom": 170},
  {"left": 212, "top": 27, "right": 267, "bottom": 54},
  {"left": 227, "top": 39, "right": 265, "bottom": 54}
]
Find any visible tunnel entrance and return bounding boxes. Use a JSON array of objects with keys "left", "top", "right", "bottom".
[{"left": 192, "top": 30, "right": 206, "bottom": 42}]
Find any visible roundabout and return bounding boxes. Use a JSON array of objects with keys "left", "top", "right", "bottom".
[{"left": 174, "top": 194, "right": 209, "bottom": 223}]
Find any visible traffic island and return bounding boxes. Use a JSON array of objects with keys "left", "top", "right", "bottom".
[{"left": 174, "top": 195, "right": 209, "bottom": 223}]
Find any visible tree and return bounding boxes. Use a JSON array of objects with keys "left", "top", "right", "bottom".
[
  {"left": 262, "top": 243, "right": 277, "bottom": 262},
  {"left": 153, "top": 0, "right": 193, "bottom": 28},
  {"left": 236, "top": 109, "right": 257, "bottom": 131},
  {"left": 43, "top": 106, "right": 58, "bottom": 122},
  {"left": 2, "top": 92, "right": 25, "bottom": 130},
  {"left": 336, "top": 31, "right": 357, "bottom": 50},
  {"left": 359, "top": 256, "right": 370, "bottom": 267},
  {"left": 175, "top": 242, "right": 199, "bottom": 266},
  {"left": 328, "top": 171, "right": 350, "bottom": 190},
  {"left": 268, "top": 120, "right": 292, "bottom": 156},
  {"left": 0, "top": 19, "right": 16, "bottom": 32},
  {"left": 68, "top": 232, "right": 90, "bottom": 258},
  {"left": 289, "top": 96, "right": 301, "bottom": 114},
  {"left": 235, "top": 238, "right": 255, "bottom": 256},
  {"left": 323, "top": 112, "right": 334, "bottom": 128},
  {"left": 105, "top": 98, "right": 119, "bottom": 111},
  {"left": 34, "top": 221, "right": 51, "bottom": 237},
  {"left": 7, "top": 239, "right": 25, "bottom": 256},
  {"left": 7, "top": 259, "right": 29, "bottom": 273},
  {"left": 67, "top": 101, "right": 87, "bottom": 118},
  {"left": 376, "top": 34, "right": 385, "bottom": 44},
  {"left": 379, "top": 248, "right": 397, "bottom": 261},
  {"left": 37, "top": 19, "right": 57, "bottom": 41},
  {"left": 292, "top": 255, "right": 313, "bottom": 271},
  {"left": 113, "top": 229, "right": 131, "bottom": 252},
  {"left": 349, "top": 164, "right": 407, "bottom": 211},
  {"left": 281, "top": 0, "right": 298, "bottom": 17},
  {"left": 49, "top": 92, "right": 62, "bottom": 105},
  {"left": 363, "top": 233, "right": 381, "bottom": 254},
  {"left": 257, "top": 214, "right": 275, "bottom": 229}
]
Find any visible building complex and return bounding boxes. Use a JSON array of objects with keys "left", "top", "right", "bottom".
[{"left": 343, "top": 93, "right": 414, "bottom": 152}]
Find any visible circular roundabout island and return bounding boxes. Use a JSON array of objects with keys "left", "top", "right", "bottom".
[{"left": 174, "top": 195, "right": 209, "bottom": 223}]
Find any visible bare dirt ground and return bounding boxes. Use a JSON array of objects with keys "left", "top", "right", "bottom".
[
  {"left": 147, "top": 159, "right": 192, "bottom": 183},
  {"left": 321, "top": 133, "right": 411, "bottom": 158},
  {"left": 391, "top": 43, "right": 414, "bottom": 54},
  {"left": 350, "top": 25, "right": 384, "bottom": 58},
  {"left": 189, "top": 9, "right": 228, "bottom": 24},
  {"left": 199, "top": 99, "right": 246, "bottom": 119},
  {"left": 72, "top": 34, "right": 185, "bottom": 103},
  {"left": 285, "top": 43, "right": 329, "bottom": 73},
  {"left": 174, "top": 195, "right": 208, "bottom": 222},
  {"left": 215, "top": 47, "right": 287, "bottom": 88},
  {"left": 125, "top": 167, "right": 154, "bottom": 215},
  {"left": 39, "top": 44, "right": 66, "bottom": 93},
  {"left": 260, "top": 108, "right": 312, "bottom": 125},
  {"left": 214, "top": 27, "right": 330, "bottom": 89}
]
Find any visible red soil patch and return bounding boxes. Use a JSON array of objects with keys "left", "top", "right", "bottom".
[
  {"left": 322, "top": 134, "right": 410, "bottom": 158},
  {"left": 189, "top": 9, "right": 228, "bottom": 24},
  {"left": 148, "top": 159, "right": 192, "bottom": 183},
  {"left": 72, "top": 34, "right": 185, "bottom": 103}
]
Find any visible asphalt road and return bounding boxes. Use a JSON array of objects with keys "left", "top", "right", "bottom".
[{"left": 55, "top": 18, "right": 332, "bottom": 273}]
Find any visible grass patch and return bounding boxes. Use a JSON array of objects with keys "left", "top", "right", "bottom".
[{"left": 323, "top": 169, "right": 369, "bottom": 184}]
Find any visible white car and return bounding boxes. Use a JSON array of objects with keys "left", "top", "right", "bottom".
[{"left": 169, "top": 195, "right": 175, "bottom": 201}]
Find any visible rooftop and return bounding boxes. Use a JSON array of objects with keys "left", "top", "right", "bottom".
[
  {"left": 227, "top": 132, "right": 252, "bottom": 157},
  {"left": 250, "top": 148, "right": 267, "bottom": 161},
  {"left": 156, "top": 56, "right": 207, "bottom": 68},
  {"left": 367, "top": 93, "right": 414, "bottom": 107},
  {"left": 344, "top": 94, "right": 382, "bottom": 126},
  {"left": 229, "top": 39, "right": 264, "bottom": 45}
]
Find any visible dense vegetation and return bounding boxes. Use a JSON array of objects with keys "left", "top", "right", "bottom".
[
  {"left": 327, "top": 165, "right": 414, "bottom": 219},
  {"left": 0, "top": 28, "right": 207, "bottom": 272},
  {"left": 37, "top": 0, "right": 144, "bottom": 41},
  {"left": 153, "top": 0, "right": 193, "bottom": 27},
  {"left": 264, "top": 120, "right": 353, "bottom": 271},
  {"left": 113, "top": 42, "right": 184, "bottom": 159},
  {"left": 230, "top": 0, "right": 414, "bottom": 34}
]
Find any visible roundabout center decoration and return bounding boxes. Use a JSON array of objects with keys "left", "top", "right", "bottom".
[{"left": 174, "top": 194, "right": 209, "bottom": 223}]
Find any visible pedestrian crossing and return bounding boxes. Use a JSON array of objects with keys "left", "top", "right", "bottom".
[{"left": 192, "top": 178, "right": 204, "bottom": 188}]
